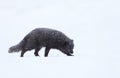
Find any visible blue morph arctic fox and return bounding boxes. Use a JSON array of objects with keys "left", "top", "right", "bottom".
[{"left": 9, "top": 28, "right": 74, "bottom": 57}]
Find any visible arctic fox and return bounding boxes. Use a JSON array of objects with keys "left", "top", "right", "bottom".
[{"left": 9, "top": 28, "right": 74, "bottom": 57}]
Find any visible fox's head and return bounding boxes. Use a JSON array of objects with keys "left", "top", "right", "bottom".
[{"left": 59, "top": 39, "right": 74, "bottom": 56}]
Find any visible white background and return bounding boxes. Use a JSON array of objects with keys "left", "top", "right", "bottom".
[{"left": 0, "top": 0, "right": 120, "bottom": 78}]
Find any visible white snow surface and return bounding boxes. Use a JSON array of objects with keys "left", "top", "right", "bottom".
[{"left": 0, "top": 0, "right": 120, "bottom": 78}]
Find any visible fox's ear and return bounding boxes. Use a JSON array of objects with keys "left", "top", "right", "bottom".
[{"left": 71, "top": 40, "right": 73, "bottom": 42}]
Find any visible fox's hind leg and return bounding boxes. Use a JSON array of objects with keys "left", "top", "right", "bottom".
[
  {"left": 34, "top": 47, "right": 42, "bottom": 56},
  {"left": 20, "top": 49, "right": 27, "bottom": 57}
]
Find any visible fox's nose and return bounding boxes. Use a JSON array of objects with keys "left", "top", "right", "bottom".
[{"left": 70, "top": 50, "right": 73, "bottom": 54}]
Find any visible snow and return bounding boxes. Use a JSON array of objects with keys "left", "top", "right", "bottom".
[{"left": 0, "top": 0, "right": 120, "bottom": 78}]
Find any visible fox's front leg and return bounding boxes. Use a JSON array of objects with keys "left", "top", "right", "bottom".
[{"left": 44, "top": 47, "right": 51, "bottom": 57}]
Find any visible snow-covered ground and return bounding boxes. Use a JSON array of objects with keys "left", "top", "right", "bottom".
[{"left": 0, "top": 0, "right": 120, "bottom": 78}]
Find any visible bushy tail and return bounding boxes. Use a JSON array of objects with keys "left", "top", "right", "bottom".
[{"left": 8, "top": 39, "right": 26, "bottom": 53}]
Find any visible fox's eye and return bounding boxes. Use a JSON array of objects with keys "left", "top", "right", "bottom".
[{"left": 64, "top": 41, "right": 69, "bottom": 46}]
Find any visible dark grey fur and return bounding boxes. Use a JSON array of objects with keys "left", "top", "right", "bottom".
[{"left": 9, "top": 28, "right": 74, "bottom": 57}]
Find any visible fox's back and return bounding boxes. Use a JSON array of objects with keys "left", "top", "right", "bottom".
[{"left": 24, "top": 28, "right": 70, "bottom": 47}]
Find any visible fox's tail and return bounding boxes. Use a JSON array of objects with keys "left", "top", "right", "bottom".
[{"left": 8, "top": 39, "right": 26, "bottom": 53}]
